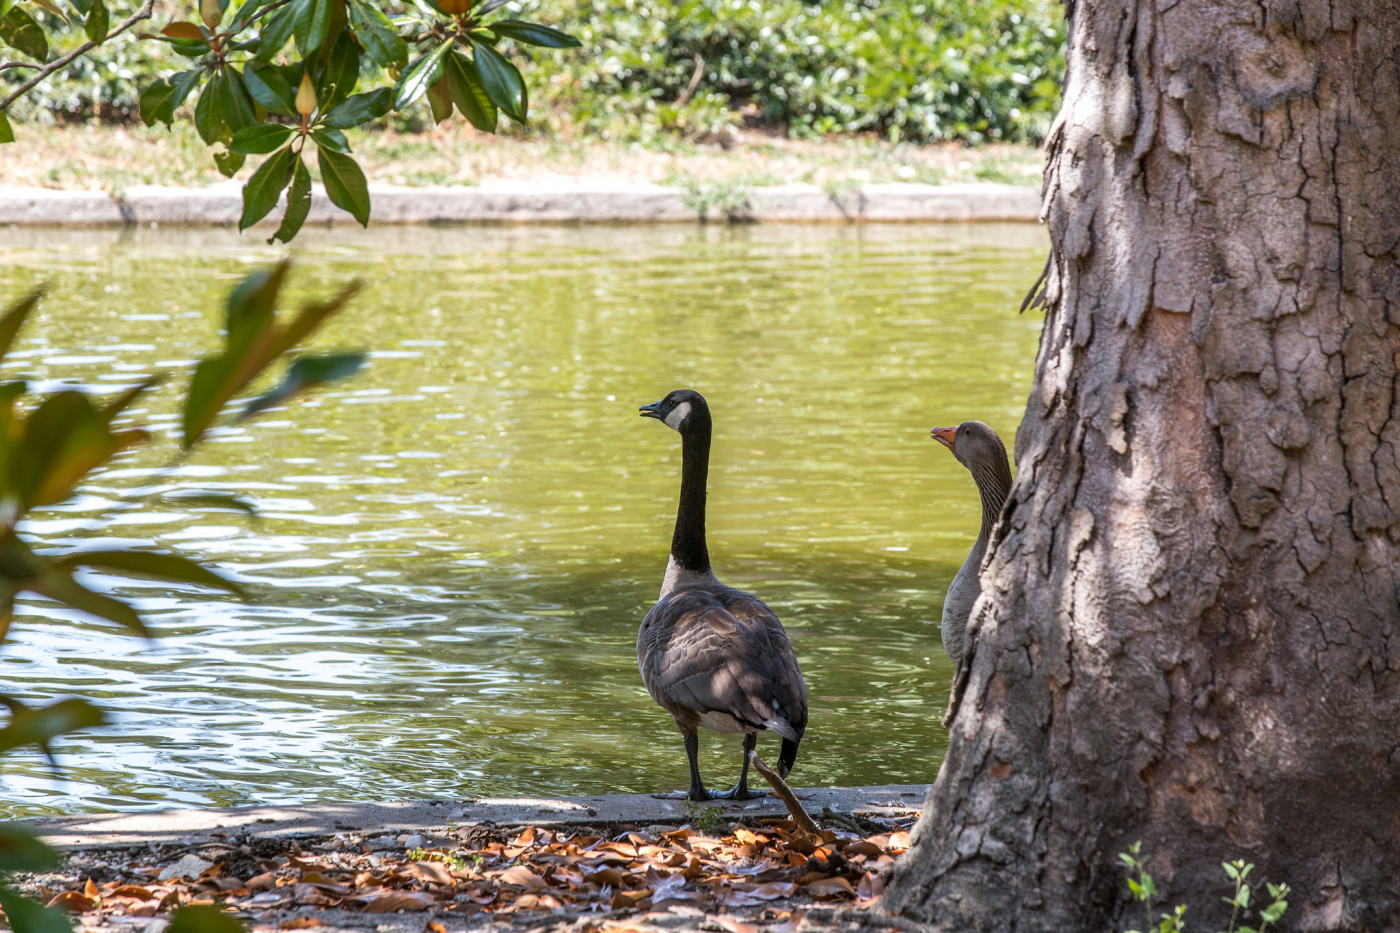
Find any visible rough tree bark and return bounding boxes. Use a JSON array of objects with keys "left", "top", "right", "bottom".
[{"left": 882, "top": 0, "right": 1400, "bottom": 930}]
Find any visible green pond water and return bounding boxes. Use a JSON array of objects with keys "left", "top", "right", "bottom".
[{"left": 0, "top": 222, "right": 1046, "bottom": 817}]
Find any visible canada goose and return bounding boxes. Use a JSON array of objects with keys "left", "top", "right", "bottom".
[
  {"left": 930, "top": 421, "right": 1012, "bottom": 664},
  {"left": 637, "top": 389, "right": 807, "bottom": 801}
]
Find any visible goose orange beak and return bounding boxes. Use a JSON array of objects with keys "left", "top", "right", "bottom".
[{"left": 930, "top": 425, "right": 956, "bottom": 449}]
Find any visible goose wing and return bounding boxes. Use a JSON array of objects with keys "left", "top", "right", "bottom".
[{"left": 640, "top": 587, "right": 807, "bottom": 737}]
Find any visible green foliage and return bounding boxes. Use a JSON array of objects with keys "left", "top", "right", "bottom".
[
  {"left": 1118, "top": 844, "right": 1291, "bottom": 933},
  {"left": 0, "top": 0, "right": 578, "bottom": 239},
  {"left": 523, "top": 0, "right": 1064, "bottom": 144},
  {"left": 0, "top": 264, "right": 363, "bottom": 933},
  {"left": 5, "top": 0, "right": 1062, "bottom": 151}
]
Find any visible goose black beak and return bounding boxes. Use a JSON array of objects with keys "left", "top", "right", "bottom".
[
  {"left": 639, "top": 400, "right": 665, "bottom": 420},
  {"left": 930, "top": 425, "right": 957, "bottom": 449}
]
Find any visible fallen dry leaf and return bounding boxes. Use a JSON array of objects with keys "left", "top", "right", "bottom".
[
  {"left": 495, "top": 865, "right": 547, "bottom": 889},
  {"left": 47, "top": 891, "right": 96, "bottom": 913},
  {"left": 406, "top": 860, "right": 454, "bottom": 887},
  {"left": 857, "top": 871, "right": 885, "bottom": 904},
  {"left": 363, "top": 892, "right": 435, "bottom": 913},
  {"left": 804, "top": 876, "right": 857, "bottom": 898},
  {"left": 711, "top": 916, "right": 760, "bottom": 933}
]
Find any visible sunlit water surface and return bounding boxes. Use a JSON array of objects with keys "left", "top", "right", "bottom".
[{"left": 0, "top": 222, "right": 1046, "bottom": 817}]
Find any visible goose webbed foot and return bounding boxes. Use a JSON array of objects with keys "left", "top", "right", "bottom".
[
  {"left": 651, "top": 789, "right": 702, "bottom": 800},
  {"left": 706, "top": 732, "right": 767, "bottom": 800},
  {"left": 709, "top": 784, "right": 768, "bottom": 801}
]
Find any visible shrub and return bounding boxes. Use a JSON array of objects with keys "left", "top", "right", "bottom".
[{"left": 6, "top": 0, "right": 1065, "bottom": 144}]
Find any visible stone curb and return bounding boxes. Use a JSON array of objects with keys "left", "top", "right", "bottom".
[
  {"left": 0, "top": 181, "right": 1040, "bottom": 227},
  {"left": 28, "top": 785, "right": 929, "bottom": 850}
]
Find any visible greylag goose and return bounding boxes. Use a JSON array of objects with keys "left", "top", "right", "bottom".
[
  {"left": 931, "top": 421, "right": 1012, "bottom": 664},
  {"left": 637, "top": 389, "right": 807, "bottom": 801}
]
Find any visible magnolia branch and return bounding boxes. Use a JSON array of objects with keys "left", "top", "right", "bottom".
[{"left": 1, "top": 0, "right": 156, "bottom": 111}]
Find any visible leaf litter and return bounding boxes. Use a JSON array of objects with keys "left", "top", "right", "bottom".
[{"left": 15, "top": 816, "right": 912, "bottom": 930}]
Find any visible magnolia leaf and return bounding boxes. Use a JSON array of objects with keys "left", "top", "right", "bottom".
[
  {"left": 229, "top": 122, "right": 294, "bottom": 154},
  {"left": 155, "top": 490, "right": 258, "bottom": 515},
  {"left": 470, "top": 37, "right": 525, "bottom": 122},
  {"left": 347, "top": 0, "right": 405, "bottom": 68},
  {"left": 55, "top": 549, "right": 244, "bottom": 596},
  {"left": 426, "top": 73, "right": 452, "bottom": 124},
  {"left": 167, "top": 905, "right": 244, "bottom": 933},
  {"left": 160, "top": 20, "right": 204, "bottom": 38},
  {"left": 214, "top": 148, "right": 245, "bottom": 178},
  {"left": 445, "top": 51, "right": 496, "bottom": 132},
  {"left": 319, "top": 87, "right": 392, "bottom": 129},
  {"left": 487, "top": 19, "right": 579, "bottom": 48},
  {"left": 0, "top": 697, "right": 106, "bottom": 756},
  {"left": 270, "top": 156, "right": 312, "bottom": 244},
  {"left": 219, "top": 67, "right": 258, "bottom": 133},
  {"left": 28, "top": 0, "right": 65, "bottom": 20},
  {"left": 392, "top": 39, "right": 451, "bottom": 110},
  {"left": 255, "top": 3, "right": 295, "bottom": 60},
  {"left": 243, "top": 61, "right": 296, "bottom": 115},
  {"left": 270, "top": 281, "right": 360, "bottom": 357},
  {"left": 0, "top": 886, "right": 72, "bottom": 933},
  {"left": 241, "top": 352, "right": 365, "bottom": 418},
  {"left": 291, "top": 0, "right": 330, "bottom": 55},
  {"left": 310, "top": 126, "right": 349, "bottom": 152},
  {"left": 18, "top": 391, "right": 148, "bottom": 509},
  {"left": 0, "top": 110, "right": 13, "bottom": 144},
  {"left": 0, "top": 824, "right": 60, "bottom": 872},
  {"left": 0, "top": 286, "right": 43, "bottom": 362},
  {"left": 193, "top": 74, "right": 224, "bottom": 144},
  {"left": 320, "top": 29, "right": 361, "bottom": 110},
  {"left": 83, "top": 0, "right": 108, "bottom": 44},
  {"left": 33, "top": 568, "right": 149, "bottom": 636},
  {"left": 0, "top": 6, "right": 47, "bottom": 61},
  {"left": 238, "top": 145, "right": 294, "bottom": 230},
  {"left": 318, "top": 148, "right": 370, "bottom": 226}
]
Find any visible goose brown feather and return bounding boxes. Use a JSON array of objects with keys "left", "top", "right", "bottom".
[{"left": 639, "top": 585, "right": 807, "bottom": 742}]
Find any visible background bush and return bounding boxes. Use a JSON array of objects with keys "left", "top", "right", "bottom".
[{"left": 6, "top": 0, "right": 1065, "bottom": 144}]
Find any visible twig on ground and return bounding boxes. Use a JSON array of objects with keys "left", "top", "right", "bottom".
[
  {"left": 820, "top": 808, "right": 868, "bottom": 835},
  {"left": 1, "top": 0, "right": 156, "bottom": 111},
  {"left": 748, "top": 751, "right": 820, "bottom": 835}
]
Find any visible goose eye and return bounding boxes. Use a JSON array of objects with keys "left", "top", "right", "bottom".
[{"left": 964, "top": 428, "right": 971, "bottom": 435}]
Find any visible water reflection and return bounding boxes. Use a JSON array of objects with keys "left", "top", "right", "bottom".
[{"left": 0, "top": 222, "right": 1045, "bottom": 816}]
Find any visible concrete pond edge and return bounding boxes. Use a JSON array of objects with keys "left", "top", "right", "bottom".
[
  {"left": 28, "top": 785, "right": 930, "bottom": 850},
  {"left": 0, "top": 181, "right": 1041, "bottom": 227}
]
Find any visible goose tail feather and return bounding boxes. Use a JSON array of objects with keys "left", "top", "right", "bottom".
[{"left": 763, "top": 717, "right": 798, "bottom": 742}]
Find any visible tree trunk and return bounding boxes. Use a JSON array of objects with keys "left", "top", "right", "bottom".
[{"left": 881, "top": 0, "right": 1400, "bottom": 930}]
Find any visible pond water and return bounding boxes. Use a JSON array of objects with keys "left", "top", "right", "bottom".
[{"left": 0, "top": 222, "right": 1046, "bottom": 817}]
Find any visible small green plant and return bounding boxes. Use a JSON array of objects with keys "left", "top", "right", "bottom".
[
  {"left": 1220, "top": 860, "right": 1290, "bottom": 933},
  {"left": 681, "top": 179, "right": 752, "bottom": 223},
  {"left": 682, "top": 800, "right": 725, "bottom": 832},
  {"left": 1120, "top": 841, "right": 1183, "bottom": 933},
  {"left": 1118, "top": 844, "right": 1291, "bottom": 933}
]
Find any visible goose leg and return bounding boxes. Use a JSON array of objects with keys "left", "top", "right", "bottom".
[
  {"left": 710, "top": 733, "right": 768, "bottom": 800},
  {"left": 653, "top": 731, "right": 714, "bottom": 800},
  {"left": 683, "top": 732, "right": 712, "bottom": 801}
]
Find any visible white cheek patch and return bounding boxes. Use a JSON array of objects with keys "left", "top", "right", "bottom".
[{"left": 663, "top": 401, "right": 691, "bottom": 431}]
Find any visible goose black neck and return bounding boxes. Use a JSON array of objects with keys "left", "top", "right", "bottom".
[
  {"left": 972, "top": 457, "right": 1012, "bottom": 545},
  {"left": 671, "top": 423, "right": 712, "bottom": 574}
]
